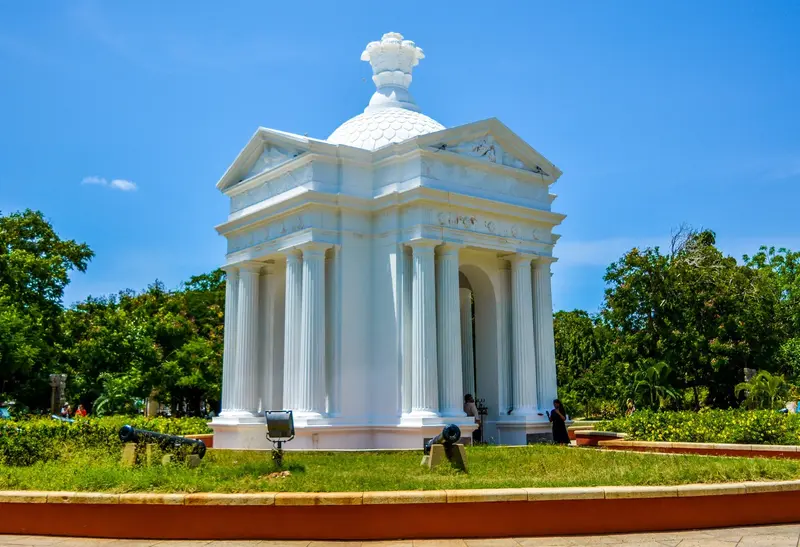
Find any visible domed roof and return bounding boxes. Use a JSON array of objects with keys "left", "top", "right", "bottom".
[
  {"left": 327, "top": 32, "right": 444, "bottom": 151},
  {"left": 327, "top": 107, "right": 444, "bottom": 150}
]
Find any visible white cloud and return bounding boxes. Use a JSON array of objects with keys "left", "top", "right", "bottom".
[
  {"left": 81, "top": 175, "right": 107, "bottom": 185},
  {"left": 110, "top": 179, "right": 137, "bottom": 191},
  {"left": 81, "top": 176, "right": 137, "bottom": 192}
]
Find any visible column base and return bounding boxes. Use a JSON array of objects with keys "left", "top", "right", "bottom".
[
  {"left": 495, "top": 415, "right": 553, "bottom": 445},
  {"left": 509, "top": 406, "right": 544, "bottom": 417},
  {"left": 215, "top": 411, "right": 261, "bottom": 423},
  {"left": 440, "top": 409, "right": 468, "bottom": 418},
  {"left": 291, "top": 411, "right": 328, "bottom": 426}
]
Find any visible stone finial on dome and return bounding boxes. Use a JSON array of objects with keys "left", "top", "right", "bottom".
[{"left": 360, "top": 32, "right": 425, "bottom": 113}]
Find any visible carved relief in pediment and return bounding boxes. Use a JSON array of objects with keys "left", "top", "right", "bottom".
[
  {"left": 245, "top": 144, "right": 304, "bottom": 180},
  {"left": 231, "top": 165, "right": 313, "bottom": 213},
  {"left": 440, "top": 135, "right": 551, "bottom": 178}
]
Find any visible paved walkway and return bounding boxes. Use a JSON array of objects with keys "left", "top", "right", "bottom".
[{"left": 3, "top": 524, "right": 800, "bottom": 547}]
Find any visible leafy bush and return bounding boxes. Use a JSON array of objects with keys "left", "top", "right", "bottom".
[
  {"left": 599, "top": 409, "right": 800, "bottom": 445},
  {"left": 0, "top": 416, "right": 211, "bottom": 466}
]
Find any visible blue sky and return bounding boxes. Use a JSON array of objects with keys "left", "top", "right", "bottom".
[{"left": 1, "top": 1, "right": 798, "bottom": 313}]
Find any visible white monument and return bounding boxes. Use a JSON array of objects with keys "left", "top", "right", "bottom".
[{"left": 210, "top": 32, "right": 565, "bottom": 449}]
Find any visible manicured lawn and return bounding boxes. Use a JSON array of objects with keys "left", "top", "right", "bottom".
[{"left": 3, "top": 445, "right": 800, "bottom": 493}]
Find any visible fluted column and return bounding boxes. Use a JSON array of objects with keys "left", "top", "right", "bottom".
[
  {"left": 459, "top": 288, "right": 476, "bottom": 397},
  {"left": 510, "top": 254, "right": 538, "bottom": 415},
  {"left": 401, "top": 245, "right": 413, "bottom": 415},
  {"left": 229, "top": 263, "right": 260, "bottom": 416},
  {"left": 282, "top": 251, "right": 303, "bottom": 411},
  {"left": 297, "top": 244, "right": 329, "bottom": 418},
  {"left": 220, "top": 267, "right": 239, "bottom": 416},
  {"left": 436, "top": 244, "right": 465, "bottom": 417},
  {"left": 258, "top": 264, "right": 274, "bottom": 413},
  {"left": 496, "top": 259, "right": 512, "bottom": 415},
  {"left": 533, "top": 258, "right": 558, "bottom": 409},
  {"left": 410, "top": 240, "right": 439, "bottom": 416}
]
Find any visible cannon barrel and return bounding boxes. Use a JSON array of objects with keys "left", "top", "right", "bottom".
[
  {"left": 118, "top": 425, "right": 206, "bottom": 459},
  {"left": 424, "top": 424, "right": 461, "bottom": 455}
]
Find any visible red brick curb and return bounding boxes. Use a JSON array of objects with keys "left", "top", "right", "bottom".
[{"left": 2, "top": 482, "right": 800, "bottom": 540}]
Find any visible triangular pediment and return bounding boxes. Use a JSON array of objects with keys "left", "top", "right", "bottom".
[
  {"left": 245, "top": 143, "right": 305, "bottom": 179},
  {"left": 216, "top": 128, "right": 336, "bottom": 192},
  {"left": 416, "top": 118, "right": 562, "bottom": 182}
]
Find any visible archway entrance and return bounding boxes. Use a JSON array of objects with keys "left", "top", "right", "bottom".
[{"left": 458, "top": 263, "right": 500, "bottom": 443}]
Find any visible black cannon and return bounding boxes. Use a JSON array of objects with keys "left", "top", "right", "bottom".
[
  {"left": 118, "top": 425, "right": 206, "bottom": 459},
  {"left": 424, "top": 424, "right": 461, "bottom": 455}
]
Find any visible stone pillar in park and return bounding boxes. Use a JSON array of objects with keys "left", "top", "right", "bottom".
[
  {"left": 510, "top": 254, "right": 538, "bottom": 416},
  {"left": 295, "top": 244, "right": 329, "bottom": 420},
  {"left": 219, "top": 267, "right": 239, "bottom": 417},
  {"left": 436, "top": 244, "right": 465, "bottom": 417},
  {"left": 533, "top": 258, "right": 558, "bottom": 410},
  {"left": 410, "top": 241, "right": 439, "bottom": 417},
  {"left": 282, "top": 251, "right": 303, "bottom": 412},
  {"left": 229, "top": 263, "right": 260, "bottom": 416},
  {"left": 459, "top": 288, "right": 476, "bottom": 398}
]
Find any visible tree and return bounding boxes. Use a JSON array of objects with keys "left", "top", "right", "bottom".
[
  {"left": 735, "top": 370, "right": 790, "bottom": 410},
  {"left": 632, "top": 361, "right": 680, "bottom": 409},
  {"left": 554, "top": 310, "right": 616, "bottom": 417},
  {"left": 0, "top": 210, "right": 93, "bottom": 405},
  {"left": 603, "top": 228, "right": 783, "bottom": 408},
  {"left": 61, "top": 271, "right": 225, "bottom": 415}
]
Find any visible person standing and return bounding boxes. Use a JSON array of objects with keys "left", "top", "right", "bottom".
[
  {"left": 75, "top": 404, "right": 87, "bottom": 418},
  {"left": 464, "top": 394, "right": 482, "bottom": 443},
  {"left": 548, "top": 399, "right": 570, "bottom": 445}
]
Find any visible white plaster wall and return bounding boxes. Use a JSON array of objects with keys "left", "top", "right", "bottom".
[
  {"left": 337, "top": 210, "right": 372, "bottom": 422},
  {"left": 369, "top": 213, "right": 403, "bottom": 423}
]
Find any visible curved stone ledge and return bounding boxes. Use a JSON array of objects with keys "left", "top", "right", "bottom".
[
  {"left": 4, "top": 482, "right": 800, "bottom": 540},
  {"left": 3, "top": 480, "right": 800, "bottom": 506},
  {"left": 598, "top": 439, "right": 800, "bottom": 458}
]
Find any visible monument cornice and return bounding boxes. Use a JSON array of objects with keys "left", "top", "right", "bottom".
[{"left": 373, "top": 186, "right": 566, "bottom": 228}]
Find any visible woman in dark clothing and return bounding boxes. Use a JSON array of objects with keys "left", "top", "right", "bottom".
[{"left": 548, "top": 399, "right": 570, "bottom": 445}]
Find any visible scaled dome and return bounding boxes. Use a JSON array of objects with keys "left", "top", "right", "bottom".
[
  {"left": 327, "top": 108, "right": 444, "bottom": 151},
  {"left": 327, "top": 32, "right": 444, "bottom": 151}
]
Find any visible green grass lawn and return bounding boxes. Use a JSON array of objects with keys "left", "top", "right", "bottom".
[{"left": 3, "top": 445, "right": 800, "bottom": 493}]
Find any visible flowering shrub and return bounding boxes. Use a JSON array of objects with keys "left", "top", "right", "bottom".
[
  {"left": 0, "top": 416, "right": 211, "bottom": 466},
  {"left": 599, "top": 410, "right": 800, "bottom": 445}
]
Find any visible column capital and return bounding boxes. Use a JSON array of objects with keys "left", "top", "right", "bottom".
[
  {"left": 297, "top": 242, "right": 333, "bottom": 257},
  {"left": 237, "top": 261, "right": 264, "bottom": 274},
  {"left": 221, "top": 264, "right": 239, "bottom": 275},
  {"left": 533, "top": 256, "right": 558, "bottom": 267},
  {"left": 407, "top": 239, "right": 441, "bottom": 253},
  {"left": 504, "top": 252, "right": 537, "bottom": 267},
  {"left": 436, "top": 242, "right": 463, "bottom": 256}
]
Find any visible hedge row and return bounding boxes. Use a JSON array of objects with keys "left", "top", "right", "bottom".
[
  {"left": 599, "top": 410, "right": 800, "bottom": 445},
  {"left": 0, "top": 416, "right": 211, "bottom": 466}
]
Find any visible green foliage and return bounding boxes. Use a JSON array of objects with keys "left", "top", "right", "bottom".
[
  {"left": 0, "top": 416, "right": 211, "bottom": 466},
  {"left": 735, "top": 370, "right": 790, "bottom": 410},
  {"left": 600, "top": 409, "right": 800, "bottom": 445},
  {"left": 4, "top": 208, "right": 800, "bottom": 423},
  {"left": 60, "top": 272, "right": 225, "bottom": 415},
  {"left": 632, "top": 361, "right": 680, "bottom": 409},
  {"left": 0, "top": 210, "right": 93, "bottom": 406},
  {"left": 3, "top": 444, "right": 800, "bottom": 492},
  {"left": 554, "top": 310, "right": 617, "bottom": 417},
  {"left": 602, "top": 227, "right": 785, "bottom": 409}
]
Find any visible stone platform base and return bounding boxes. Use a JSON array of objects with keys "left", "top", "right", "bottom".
[
  {"left": 209, "top": 417, "right": 481, "bottom": 450},
  {"left": 493, "top": 416, "right": 554, "bottom": 445}
]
